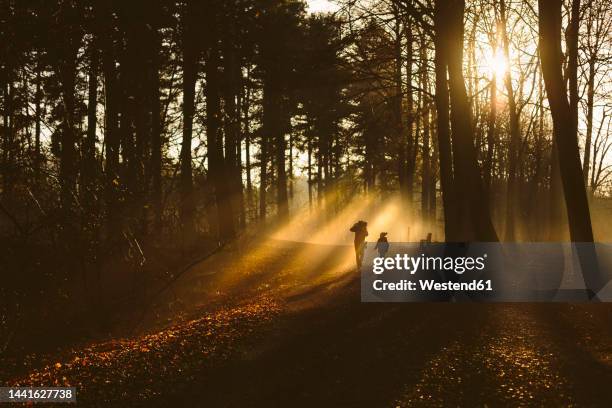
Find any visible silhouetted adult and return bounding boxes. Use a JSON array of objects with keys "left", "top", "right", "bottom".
[{"left": 350, "top": 220, "right": 368, "bottom": 269}]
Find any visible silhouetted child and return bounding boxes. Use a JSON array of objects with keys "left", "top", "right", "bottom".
[
  {"left": 350, "top": 220, "right": 368, "bottom": 269},
  {"left": 375, "top": 232, "right": 389, "bottom": 257}
]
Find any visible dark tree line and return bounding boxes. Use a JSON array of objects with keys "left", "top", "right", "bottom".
[{"left": 0, "top": 0, "right": 351, "bottom": 350}]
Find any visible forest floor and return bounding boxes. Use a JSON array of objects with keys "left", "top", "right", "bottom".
[{"left": 6, "top": 239, "right": 612, "bottom": 407}]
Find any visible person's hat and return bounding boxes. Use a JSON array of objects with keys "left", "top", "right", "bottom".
[{"left": 380, "top": 232, "right": 387, "bottom": 237}]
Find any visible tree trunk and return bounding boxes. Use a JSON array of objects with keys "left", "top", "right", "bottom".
[
  {"left": 484, "top": 70, "right": 496, "bottom": 203},
  {"left": 59, "top": 69, "right": 78, "bottom": 215},
  {"left": 34, "top": 65, "right": 42, "bottom": 182},
  {"left": 84, "top": 37, "right": 99, "bottom": 212},
  {"left": 180, "top": 12, "right": 197, "bottom": 237},
  {"left": 259, "top": 89, "right": 268, "bottom": 220},
  {"left": 222, "top": 30, "right": 241, "bottom": 230},
  {"left": 289, "top": 131, "right": 294, "bottom": 200},
  {"left": 221, "top": 81, "right": 239, "bottom": 216},
  {"left": 206, "top": 32, "right": 236, "bottom": 241},
  {"left": 56, "top": 16, "right": 81, "bottom": 217},
  {"left": 275, "top": 109, "right": 288, "bottom": 217},
  {"left": 394, "top": 7, "right": 406, "bottom": 195},
  {"left": 445, "top": 0, "right": 498, "bottom": 242},
  {"left": 567, "top": 0, "right": 580, "bottom": 137},
  {"left": 243, "top": 69, "right": 253, "bottom": 214},
  {"left": 117, "top": 13, "right": 137, "bottom": 204},
  {"left": 308, "top": 136, "right": 313, "bottom": 208},
  {"left": 2, "top": 79, "right": 12, "bottom": 201},
  {"left": 99, "top": 2, "right": 121, "bottom": 236},
  {"left": 499, "top": 0, "right": 520, "bottom": 241},
  {"left": 429, "top": 118, "right": 438, "bottom": 232},
  {"left": 539, "top": 0, "right": 593, "bottom": 242},
  {"left": 582, "top": 60, "right": 596, "bottom": 188},
  {"left": 132, "top": 24, "right": 151, "bottom": 235},
  {"left": 262, "top": 68, "right": 287, "bottom": 217},
  {"left": 420, "top": 40, "right": 431, "bottom": 229},
  {"left": 433, "top": 2, "right": 457, "bottom": 241},
  {"left": 151, "top": 27, "right": 163, "bottom": 233},
  {"left": 538, "top": 0, "right": 602, "bottom": 294},
  {"left": 405, "top": 20, "right": 415, "bottom": 208}
]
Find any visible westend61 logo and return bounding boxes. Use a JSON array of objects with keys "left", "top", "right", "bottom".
[{"left": 372, "top": 253, "right": 488, "bottom": 275}]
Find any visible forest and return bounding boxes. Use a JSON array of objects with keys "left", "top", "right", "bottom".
[{"left": 1, "top": 0, "right": 612, "bottom": 405}]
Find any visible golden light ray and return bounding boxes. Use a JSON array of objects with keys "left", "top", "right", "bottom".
[
  {"left": 283, "top": 194, "right": 409, "bottom": 283},
  {"left": 208, "top": 191, "right": 373, "bottom": 294}
]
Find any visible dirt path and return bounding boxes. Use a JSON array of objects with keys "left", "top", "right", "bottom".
[{"left": 8, "top": 240, "right": 612, "bottom": 407}]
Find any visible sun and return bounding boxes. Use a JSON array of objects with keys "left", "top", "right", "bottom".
[{"left": 487, "top": 48, "right": 508, "bottom": 77}]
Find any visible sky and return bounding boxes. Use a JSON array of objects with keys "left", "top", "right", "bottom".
[{"left": 306, "top": 0, "right": 339, "bottom": 13}]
